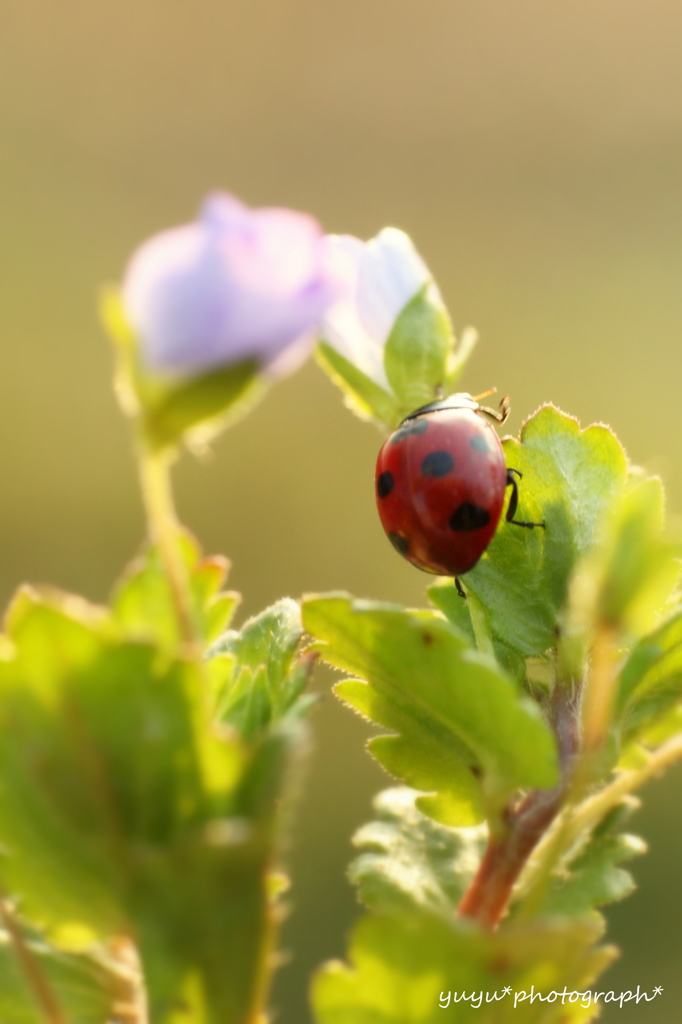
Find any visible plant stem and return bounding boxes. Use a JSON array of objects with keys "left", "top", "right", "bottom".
[
  {"left": 516, "top": 732, "right": 682, "bottom": 910},
  {"left": 581, "top": 623, "right": 618, "bottom": 756},
  {"left": 458, "top": 681, "right": 580, "bottom": 928},
  {"left": 510, "top": 624, "right": 622, "bottom": 916},
  {"left": 0, "top": 888, "right": 65, "bottom": 1024},
  {"left": 136, "top": 441, "right": 201, "bottom": 660},
  {"left": 467, "top": 591, "right": 495, "bottom": 659},
  {"left": 566, "top": 734, "right": 682, "bottom": 850}
]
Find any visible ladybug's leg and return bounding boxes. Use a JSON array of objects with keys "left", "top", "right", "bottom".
[
  {"left": 478, "top": 395, "right": 510, "bottom": 425},
  {"left": 505, "top": 468, "right": 546, "bottom": 529},
  {"left": 454, "top": 576, "right": 467, "bottom": 599}
]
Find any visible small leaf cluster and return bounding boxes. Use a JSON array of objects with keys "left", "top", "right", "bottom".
[{"left": 0, "top": 540, "right": 314, "bottom": 1023}]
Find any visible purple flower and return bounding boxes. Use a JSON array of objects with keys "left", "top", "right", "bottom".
[{"left": 122, "top": 192, "right": 344, "bottom": 378}]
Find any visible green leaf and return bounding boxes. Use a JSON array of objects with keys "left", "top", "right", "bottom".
[
  {"left": 312, "top": 911, "right": 616, "bottom": 1023},
  {"left": 101, "top": 287, "right": 264, "bottom": 451},
  {"left": 349, "top": 787, "right": 486, "bottom": 915},
  {"left": 609, "top": 604, "right": 682, "bottom": 745},
  {"left": 618, "top": 606, "right": 682, "bottom": 707},
  {"left": 0, "top": 586, "right": 310, "bottom": 1023},
  {"left": 426, "top": 581, "right": 476, "bottom": 646},
  {"left": 539, "top": 801, "right": 646, "bottom": 918},
  {"left": 465, "top": 405, "right": 628, "bottom": 656},
  {"left": 622, "top": 690, "right": 682, "bottom": 749},
  {"left": 0, "top": 932, "right": 122, "bottom": 1024},
  {"left": 560, "top": 479, "right": 680, "bottom": 684},
  {"left": 143, "top": 359, "right": 262, "bottom": 452},
  {"left": 445, "top": 326, "right": 479, "bottom": 391},
  {"left": 626, "top": 703, "right": 682, "bottom": 752},
  {"left": 134, "top": 723, "right": 303, "bottom": 1024},
  {"left": 544, "top": 834, "right": 645, "bottom": 918},
  {"left": 208, "top": 599, "right": 315, "bottom": 740},
  {"left": 112, "top": 531, "right": 240, "bottom": 653},
  {"left": 427, "top": 581, "right": 528, "bottom": 687},
  {"left": 593, "top": 478, "right": 679, "bottom": 631},
  {"left": 0, "top": 588, "right": 242, "bottom": 935},
  {"left": 316, "top": 342, "right": 402, "bottom": 430},
  {"left": 316, "top": 314, "right": 477, "bottom": 432},
  {"left": 383, "top": 284, "right": 454, "bottom": 412},
  {"left": 302, "top": 595, "right": 558, "bottom": 826}
]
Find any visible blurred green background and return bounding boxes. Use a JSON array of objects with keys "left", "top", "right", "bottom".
[{"left": 1, "top": 1, "right": 682, "bottom": 1020}]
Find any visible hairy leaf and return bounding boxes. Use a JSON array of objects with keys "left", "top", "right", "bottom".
[
  {"left": 0, "top": 587, "right": 241, "bottom": 922},
  {"left": 312, "top": 911, "right": 615, "bottom": 1023},
  {"left": 538, "top": 801, "right": 646, "bottom": 918},
  {"left": 111, "top": 531, "right": 239, "bottom": 653},
  {"left": 0, "top": 932, "right": 122, "bottom": 1024},
  {"left": 209, "top": 598, "right": 314, "bottom": 740},
  {"left": 0, "top": 586, "right": 309, "bottom": 1023},
  {"left": 464, "top": 406, "right": 628, "bottom": 656},
  {"left": 302, "top": 595, "right": 558, "bottom": 825},
  {"left": 349, "top": 787, "right": 486, "bottom": 914}
]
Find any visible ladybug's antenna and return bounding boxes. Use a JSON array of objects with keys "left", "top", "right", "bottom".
[{"left": 472, "top": 387, "right": 497, "bottom": 401}]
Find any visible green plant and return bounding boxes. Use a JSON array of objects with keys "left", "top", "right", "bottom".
[{"left": 0, "top": 203, "right": 678, "bottom": 1023}]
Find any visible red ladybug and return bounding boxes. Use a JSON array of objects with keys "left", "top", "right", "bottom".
[{"left": 375, "top": 393, "right": 544, "bottom": 579}]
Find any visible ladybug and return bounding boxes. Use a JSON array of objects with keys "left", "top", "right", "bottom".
[{"left": 375, "top": 392, "right": 544, "bottom": 582}]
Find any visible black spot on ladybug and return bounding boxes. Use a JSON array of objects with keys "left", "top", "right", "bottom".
[
  {"left": 388, "top": 532, "right": 410, "bottom": 555},
  {"left": 470, "top": 434, "right": 490, "bottom": 453},
  {"left": 377, "top": 471, "right": 394, "bottom": 498},
  {"left": 390, "top": 419, "right": 429, "bottom": 445},
  {"left": 449, "top": 503, "right": 491, "bottom": 531},
  {"left": 409, "top": 418, "right": 428, "bottom": 435},
  {"left": 421, "top": 450, "right": 454, "bottom": 477}
]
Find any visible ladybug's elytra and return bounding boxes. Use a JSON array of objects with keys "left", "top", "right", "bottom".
[{"left": 375, "top": 392, "right": 544, "bottom": 580}]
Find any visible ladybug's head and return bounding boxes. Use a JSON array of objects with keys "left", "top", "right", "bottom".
[{"left": 401, "top": 392, "right": 509, "bottom": 426}]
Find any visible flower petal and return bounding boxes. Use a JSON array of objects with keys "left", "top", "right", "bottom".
[
  {"left": 122, "top": 191, "right": 344, "bottom": 378},
  {"left": 318, "top": 228, "right": 433, "bottom": 392},
  {"left": 356, "top": 228, "right": 431, "bottom": 344}
]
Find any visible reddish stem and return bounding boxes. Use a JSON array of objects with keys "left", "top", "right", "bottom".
[{"left": 458, "top": 682, "right": 580, "bottom": 929}]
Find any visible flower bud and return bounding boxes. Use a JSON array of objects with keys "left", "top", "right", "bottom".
[
  {"left": 317, "top": 228, "right": 475, "bottom": 429},
  {"left": 320, "top": 229, "right": 432, "bottom": 390},
  {"left": 122, "top": 192, "right": 343, "bottom": 378}
]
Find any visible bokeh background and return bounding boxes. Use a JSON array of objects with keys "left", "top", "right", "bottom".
[{"left": 1, "top": 1, "right": 682, "bottom": 1019}]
